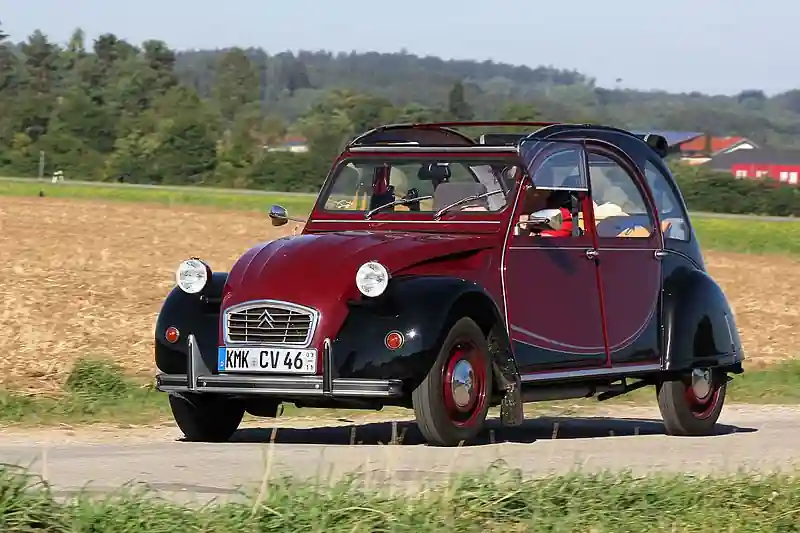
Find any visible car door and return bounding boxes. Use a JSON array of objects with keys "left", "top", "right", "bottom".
[
  {"left": 586, "top": 144, "right": 663, "bottom": 367},
  {"left": 503, "top": 140, "right": 608, "bottom": 374}
]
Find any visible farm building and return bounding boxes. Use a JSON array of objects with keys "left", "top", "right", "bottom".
[
  {"left": 706, "top": 148, "right": 800, "bottom": 185},
  {"left": 678, "top": 135, "right": 759, "bottom": 165}
]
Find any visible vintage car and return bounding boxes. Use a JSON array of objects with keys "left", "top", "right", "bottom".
[{"left": 154, "top": 121, "right": 744, "bottom": 446}]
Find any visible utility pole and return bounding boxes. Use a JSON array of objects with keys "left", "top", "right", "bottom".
[{"left": 38, "top": 151, "right": 45, "bottom": 179}]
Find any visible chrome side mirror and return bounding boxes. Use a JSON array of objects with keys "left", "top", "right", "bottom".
[
  {"left": 269, "top": 204, "right": 289, "bottom": 226},
  {"left": 518, "top": 208, "right": 564, "bottom": 233}
]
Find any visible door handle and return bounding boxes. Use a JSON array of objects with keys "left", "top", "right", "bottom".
[
  {"left": 654, "top": 250, "right": 667, "bottom": 260},
  {"left": 585, "top": 248, "right": 599, "bottom": 260}
]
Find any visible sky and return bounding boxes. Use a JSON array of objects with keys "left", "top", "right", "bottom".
[{"left": 1, "top": 0, "right": 795, "bottom": 96}]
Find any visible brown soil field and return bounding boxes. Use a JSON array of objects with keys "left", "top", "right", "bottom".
[{"left": 0, "top": 196, "right": 796, "bottom": 392}]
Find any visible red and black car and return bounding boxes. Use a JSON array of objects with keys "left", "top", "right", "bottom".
[{"left": 154, "top": 121, "right": 745, "bottom": 446}]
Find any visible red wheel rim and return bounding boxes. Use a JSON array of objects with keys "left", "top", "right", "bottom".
[
  {"left": 441, "top": 340, "right": 487, "bottom": 428},
  {"left": 684, "top": 368, "right": 721, "bottom": 419}
]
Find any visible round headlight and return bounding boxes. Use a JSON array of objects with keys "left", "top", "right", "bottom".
[
  {"left": 355, "top": 261, "right": 390, "bottom": 297},
  {"left": 175, "top": 258, "right": 211, "bottom": 294}
]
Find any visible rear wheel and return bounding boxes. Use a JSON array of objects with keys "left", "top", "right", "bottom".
[
  {"left": 412, "top": 317, "right": 492, "bottom": 447},
  {"left": 168, "top": 392, "right": 245, "bottom": 442},
  {"left": 657, "top": 368, "right": 726, "bottom": 436}
]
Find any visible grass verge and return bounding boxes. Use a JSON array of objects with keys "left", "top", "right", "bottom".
[
  {"left": 2, "top": 178, "right": 799, "bottom": 256},
  {"left": 1, "top": 464, "right": 799, "bottom": 532},
  {"left": 0, "top": 358, "right": 798, "bottom": 427},
  {"left": 0, "top": 178, "right": 317, "bottom": 216}
]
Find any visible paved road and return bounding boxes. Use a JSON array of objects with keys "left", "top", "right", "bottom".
[{"left": 1, "top": 404, "right": 799, "bottom": 503}]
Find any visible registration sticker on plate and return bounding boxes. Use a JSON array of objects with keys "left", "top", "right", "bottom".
[{"left": 217, "top": 347, "right": 317, "bottom": 374}]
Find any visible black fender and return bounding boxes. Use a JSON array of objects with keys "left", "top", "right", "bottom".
[
  {"left": 154, "top": 272, "right": 228, "bottom": 375},
  {"left": 331, "top": 275, "right": 520, "bottom": 395},
  {"left": 662, "top": 266, "right": 744, "bottom": 373}
]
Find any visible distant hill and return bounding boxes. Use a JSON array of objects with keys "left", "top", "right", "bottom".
[{"left": 171, "top": 48, "right": 800, "bottom": 148}]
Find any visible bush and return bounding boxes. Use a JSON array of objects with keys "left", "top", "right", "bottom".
[
  {"left": 64, "top": 358, "right": 132, "bottom": 401},
  {"left": 672, "top": 163, "right": 800, "bottom": 216}
]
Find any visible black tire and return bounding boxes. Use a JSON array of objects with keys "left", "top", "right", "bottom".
[
  {"left": 412, "top": 317, "right": 492, "bottom": 447},
  {"left": 168, "top": 392, "right": 245, "bottom": 442},
  {"left": 657, "top": 368, "right": 726, "bottom": 436}
]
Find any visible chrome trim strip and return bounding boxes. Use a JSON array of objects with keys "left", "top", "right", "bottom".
[
  {"left": 347, "top": 145, "right": 518, "bottom": 153},
  {"left": 520, "top": 363, "right": 661, "bottom": 382},
  {"left": 499, "top": 176, "right": 525, "bottom": 339},
  {"left": 311, "top": 219, "right": 501, "bottom": 225},
  {"left": 509, "top": 246, "right": 661, "bottom": 251},
  {"left": 187, "top": 333, "right": 201, "bottom": 391},
  {"left": 322, "top": 337, "right": 333, "bottom": 394},
  {"left": 222, "top": 299, "right": 320, "bottom": 347},
  {"left": 511, "top": 325, "right": 605, "bottom": 351},
  {"left": 156, "top": 374, "right": 403, "bottom": 398}
]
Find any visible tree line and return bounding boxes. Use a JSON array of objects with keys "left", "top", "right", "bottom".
[{"left": 0, "top": 23, "right": 798, "bottom": 214}]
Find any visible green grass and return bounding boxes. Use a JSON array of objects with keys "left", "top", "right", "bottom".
[
  {"left": 692, "top": 217, "right": 800, "bottom": 256},
  {"left": 2, "top": 178, "right": 799, "bottom": 256},
  {"left": 0, "top": 359, "right": 168, "bottom": 426},
  {"left": 1, "top": 358, "right": 798, "bottom": 427},
  {"left": 610, "top": 359, "right": 800, "bottom": 405},
  {"left": 0, "top": 178, "right": 318, "bottom": 216},
  {"left": 1, "top": 464, "right": 799, "bottom": 532}
]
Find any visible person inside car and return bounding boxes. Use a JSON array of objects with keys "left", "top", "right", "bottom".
[{"left": 516, "top": 186, "right": 573, "bottom": 237}]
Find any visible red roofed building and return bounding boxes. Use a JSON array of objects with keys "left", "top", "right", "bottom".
[{"left": 678, "top": 135, "right": 758, "bottom": 164}]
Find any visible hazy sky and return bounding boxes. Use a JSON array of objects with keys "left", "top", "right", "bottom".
[{"left": 2, "top": 0, "right": 794, "bottom": 95}]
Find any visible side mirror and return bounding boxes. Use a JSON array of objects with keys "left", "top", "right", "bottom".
[
  {"left": 519, "top": 208, "right": 564, "bottom": 233},
  {"left": 269, "top": 204, "right": 289, "bottom": 226}
]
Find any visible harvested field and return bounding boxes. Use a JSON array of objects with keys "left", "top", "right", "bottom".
[{"left": 0, "top": 196, "right": 796, "bottom": 392}]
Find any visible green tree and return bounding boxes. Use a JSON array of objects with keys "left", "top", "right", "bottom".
[
  {"left": 447, "top": 81, "right": 474, "bottom": 120},
  {"left": 212, "top": 48, "right": 259, "bottom": 123}
]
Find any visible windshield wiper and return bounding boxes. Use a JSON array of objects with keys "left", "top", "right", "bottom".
[
  {"left": 433, "top": 189, "right": 505, "bottom": 220},
  {"left": 364, "top": 195, "right": 434, "bottom": 219}
]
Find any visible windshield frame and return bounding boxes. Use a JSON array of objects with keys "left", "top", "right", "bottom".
[{"left": 305, "top": 149, "right": 522, "bottom": 231}]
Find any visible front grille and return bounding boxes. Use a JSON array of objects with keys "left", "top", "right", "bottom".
[{"left": 224, "top": 302, "right": 317, "bottom": 346}]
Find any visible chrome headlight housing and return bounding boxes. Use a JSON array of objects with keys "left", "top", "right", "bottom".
[
  {"left": 175, "top": 258, "right": 211, "bottom": 294},
  {"left": 355, "top": 261, "right": 390, "bottom": 297}
]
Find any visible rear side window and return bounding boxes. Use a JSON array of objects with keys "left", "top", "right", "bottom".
[{"left": 644, "top": 161, "right": 689, "bottom": 241}]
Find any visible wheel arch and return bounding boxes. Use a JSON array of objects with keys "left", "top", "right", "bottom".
[
  {"left": 661, "top": 266, "right": 744, "bottom": 374},
  {"left": 331, "top": 275, "right": 519, "bottom": 395},
  {"left": 154, "top": 271, "right": 228, "bottom": 375},
  {"left": 440, "top": 288, "right": 519, "bottom": 398}
]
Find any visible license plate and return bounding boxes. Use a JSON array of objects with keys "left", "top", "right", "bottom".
[{"left": 217, "top": 347, "right": 317, "bottom": 374}]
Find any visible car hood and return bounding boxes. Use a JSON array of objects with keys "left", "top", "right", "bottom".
[{"left": 221, "top": 230, "right": 496, "bottom": 323}]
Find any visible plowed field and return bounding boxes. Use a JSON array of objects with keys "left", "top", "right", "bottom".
[{"left": 0, "top": 196, "right": 796, "bottom": 392}]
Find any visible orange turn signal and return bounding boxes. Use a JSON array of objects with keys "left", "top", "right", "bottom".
[
  {"left": 384, "top": 331, "right": 404, "bottom": 350},
  {"left": 165, "top": 326, "right": 180, "bottom": 344}
]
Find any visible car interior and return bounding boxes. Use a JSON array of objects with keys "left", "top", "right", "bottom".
[{"left": 324, "top": 160, "right": 507, "bottom": 214}]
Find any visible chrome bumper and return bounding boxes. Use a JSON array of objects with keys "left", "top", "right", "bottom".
[{"left": 155, "top": 334, "right": 403, "bottom": 398}]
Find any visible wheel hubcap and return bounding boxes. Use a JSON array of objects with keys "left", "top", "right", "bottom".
[
  {"left": 450, "top": 359, "right": 475, "bottom": 409},
  {"left": 691, "top": 368, "right": 713, "bottom": 400}
]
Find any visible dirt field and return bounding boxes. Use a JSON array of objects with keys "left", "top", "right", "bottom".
[{"left": 0, "top": 196, "right": 796, "bottom": 392}]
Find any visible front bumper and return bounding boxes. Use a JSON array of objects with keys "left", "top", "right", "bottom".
[{"left": 155, "top": 334, "right": 404, "bottom": 398}]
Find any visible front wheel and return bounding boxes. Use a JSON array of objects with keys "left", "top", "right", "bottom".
[
  {"left": 657, "top": 368, "right": 726, "bottom": 436},
  {"left": 412, "top": 317, "right": 492, "bottom": 447},
  {"left": 168, "top": 392, "right": 245, "bottom": 442}
]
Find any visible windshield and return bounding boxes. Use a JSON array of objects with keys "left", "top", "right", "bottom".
[{"left": 319, "top": 156, "right": 516, "bottom": 217}]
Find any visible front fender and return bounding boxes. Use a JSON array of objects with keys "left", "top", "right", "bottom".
[
  {"left": 662, "top": 266, "right": 744, "bottom": 373},
  {"left": 331, "top": 275, "right": 516, "bottom": 392},
  {"left": 154, "top": 272, "right": 228, "bottom": 375}
]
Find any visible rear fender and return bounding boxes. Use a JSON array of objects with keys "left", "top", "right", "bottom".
[
  {"left": 662, "top": 267, "right": 744, "bottom": 373},
  {"left": 331, "top": 276, "right": 519, "bottom": 393},
  {"left": 154, "top": 272, "right": 228, "bottom": 375}
]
